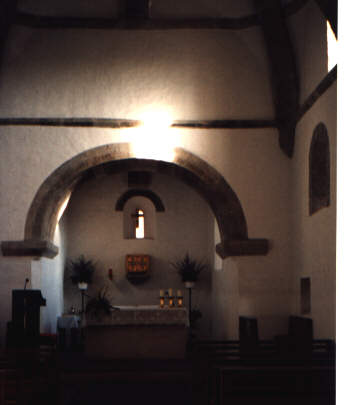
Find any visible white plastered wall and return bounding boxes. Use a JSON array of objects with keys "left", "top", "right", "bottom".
[
  {"left": 291, "top": 86, "right": 336, "bottom": 339},
  {"left": 287, "top": 1, "right": 336, "bottom": 339},
  {"left": 0, "top": 126, "right": 292, "bottom": 340},
  {"left": 63, "top": 172, "right": 214, "bottom": 337},
  {"left": 0, "top": 25, "right": 273, "bottom": 120},
  {"left": 29, "top": 215, "right": 66, "bottom": 335}
]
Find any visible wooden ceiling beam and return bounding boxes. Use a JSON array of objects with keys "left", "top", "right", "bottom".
[
  {"left": 0, "top": 1, "right": 18, "bottom": 61},
  {"left": 314, "top": 0, "right": 337, "bottom": 37},
  {"left": 0, "top": 117, "right": 277, "bottom": 130},
  {"left": 255, "top": 0, "right": 300, "bottom": 157},
  {"left": 15, "top": 0, "right": 308, "bottom": 31},
  {"left": 15, "top": 13, "right": 260, "bottom": 30}
]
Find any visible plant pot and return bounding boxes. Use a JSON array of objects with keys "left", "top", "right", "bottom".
[
  {"left": 78, "top": 282, "right": 88, "bottom": 290},
  {"left": 184, "top": 281, "right": 195, "bottom": 289}
]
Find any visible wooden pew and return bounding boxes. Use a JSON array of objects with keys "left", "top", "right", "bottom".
[
  {"left": 212, "top": 362, "right": 335, "bottom": 405},
  {"left": 191, "top": 336, "right": 335, "bottom": 405}
]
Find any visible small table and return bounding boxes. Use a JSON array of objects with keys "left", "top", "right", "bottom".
[{"left": 57, "top": 315, "right": 80, "bottom": 349}]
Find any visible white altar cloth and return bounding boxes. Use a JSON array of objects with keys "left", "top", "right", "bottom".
[
  {"left": 57, "top": 315, "right": 80, "bottom": 329},
  {"left": 87, "top": 305, "right": 189, "bottom": 327}
]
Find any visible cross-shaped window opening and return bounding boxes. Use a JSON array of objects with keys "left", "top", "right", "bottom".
[{"left": 133, "top": 209, "right": 144, "bottom": 239}]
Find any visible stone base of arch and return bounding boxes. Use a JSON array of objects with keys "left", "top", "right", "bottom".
[
  {"left": 1, "top": 240, "right": 58, "bottom": 258},
  {"left": 1, "top": 238, "right": 268, "bottom": 259},
  {"left": 216, "top": 239, "right": 269, "bottom": 258}
]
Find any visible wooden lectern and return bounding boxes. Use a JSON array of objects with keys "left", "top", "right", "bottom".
[{"left": 7, "top": 290, "right": 46, "bottom": 348}]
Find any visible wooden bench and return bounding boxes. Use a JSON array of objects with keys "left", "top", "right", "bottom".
[{"left": 191, "top": 338, "right": 335, "bottom": 405}]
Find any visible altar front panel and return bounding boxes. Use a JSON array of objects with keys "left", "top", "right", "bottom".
[{"left": 85, "top": 306, "right": 189, "bottom": 359}]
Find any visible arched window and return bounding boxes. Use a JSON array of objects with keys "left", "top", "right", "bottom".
[
  {"left": 309, "top": 123, "right": 330, "bottom": 215},
  {"left": 116, "top": 189, "right": 164, "bottom": 240},
  {"left": 122, "top": 196, "right": 156, "bottom": 239}
]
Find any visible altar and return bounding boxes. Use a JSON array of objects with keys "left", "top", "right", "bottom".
[{"left": 85, "top": 305, "right": 189, "bottom": 359}]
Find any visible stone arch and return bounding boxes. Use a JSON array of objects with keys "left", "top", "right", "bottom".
[
  {"left": 115, "top": 189, "right": 165, "bottom": 212},
  {"left": 2, "top": 143, "right": 268, "bottom": 258}
]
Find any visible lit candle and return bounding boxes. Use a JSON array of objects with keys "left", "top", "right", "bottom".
[{"left": 160, "top": 297, "right": 165, "bottom": 308}]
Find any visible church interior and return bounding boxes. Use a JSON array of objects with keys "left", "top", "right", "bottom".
[{"left": 0, "top": 0, "right": 337, "bottom": 404}]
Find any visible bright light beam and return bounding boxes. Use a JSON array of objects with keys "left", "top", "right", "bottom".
[
  {"left": 131, "top": 110, "right": 175, "bottom": 162},
  {"left": 57, "top": 192, "right": 71, "bottom": 223},
  {"left": 327, "top": 21, "right": 337, "bottom": 72}
]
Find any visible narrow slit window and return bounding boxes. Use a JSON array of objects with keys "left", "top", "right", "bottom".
[
  {"left": 327, "top": 20, "right": 337, "bottom": 72},
  {"left": 301, "top": 277, "right": 311, "bottom": 314},
  {"left": 135, "top": 209, "right": 144, "bottom": 239},
  {"left": 309, "top": 123, "right": 330, "bottom": 215}
]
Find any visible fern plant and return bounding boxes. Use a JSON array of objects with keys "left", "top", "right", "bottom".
[
  {"left": 171, "top": 253, "right": 207, "bottom": 282},
  {"left": 86, "top": 288, "right": 112, "bottom": 317},
  {"left": 67, "top": 255, "right": 96, "bottom": 285}
]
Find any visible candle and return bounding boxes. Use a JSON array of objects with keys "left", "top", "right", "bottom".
[
  {"left": 160, "top": 297, "right": 164, "bottom": 308},
  {"left": 168, "top": 297, "right": 174, "bottom": 308},
  {"left": 168, "top": 288, "right": 173, "bottom": 297},
  {"left": 160, "top": 289, "right": 164, "bottom": 297}
]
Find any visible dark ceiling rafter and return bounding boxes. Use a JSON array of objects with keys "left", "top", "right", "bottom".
[
  {"left": 15, "top": 0, "right": 308, "bottom": 30},
  {"left": 314, "top": 0, "right": 337, "bottom": 38},
  {"left": 0, "top": 117, "right": 277, "bottom": 130},
  {"left": 255, "top": 0, "right": 300, "bottom": 157},
  {"left": 15, "top": 13, "right": 258, "bottom": 30},
  {"left": 297, "top": 65, "right": 337, "bottom": 122},
  {"left": 0, "top": 0, "right": 18, "bottom": 62}
]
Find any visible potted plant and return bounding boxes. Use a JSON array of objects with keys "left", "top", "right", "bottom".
[
  {"left": 171, "top": 253, "right": 207, "bottom": 288},
  {"left": 86, "top": 288, "right": 112, "bottom": 320},
  {"left": 67, "top": 255, "right": 96, "bottom": 290}
]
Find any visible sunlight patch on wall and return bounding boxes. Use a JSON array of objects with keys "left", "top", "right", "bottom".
[
  {"left": 327, "top": 21, "right": 337, "bottom": 72},
  {"left": 57, "top": 191, "right": 71, "bottom": 223},
  {"left": 130, "top": 108, "right": 176, "bottom": 162}
]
